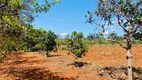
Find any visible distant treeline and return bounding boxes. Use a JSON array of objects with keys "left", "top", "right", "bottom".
[{"left": 56, "top": 32, "right": 142, "bottom": 47}]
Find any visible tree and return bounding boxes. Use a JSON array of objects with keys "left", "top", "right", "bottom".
[
  {"left": 22, "top": 27, "right": 57, "bottom": 56},
  {"left": 44, "top": 30, "right": 57, "bottom": 57},
  {"left": 67, "top": 31, "right": 88, "bottom": 61},
  {"left": 86, "top": 0, "right": 142, "bottom": 80},
  {"left": 87, "top": 32, "right": 103, "bottom": 40},
  {"left": 0, "top": 0, "right": 58, "bottom": 40},
  {"left": 87, "top": 33, "right": 94, "bottom": 40},
  {"left": 0, "top": 0, "right": 59, "bottom": 61},
  {"left": 0, "top": 0, "right": 59, "bottom": 40}
]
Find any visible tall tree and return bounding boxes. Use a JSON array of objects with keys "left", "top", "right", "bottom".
[
  {"left": 0, "top": 0, "right": 59, "bottom": 48},
  {"left": 0, "top": 0, "right": 59, "bottom": 61},
  {"left": 86, "top": 0, "right": 142, "bottom": 80}
]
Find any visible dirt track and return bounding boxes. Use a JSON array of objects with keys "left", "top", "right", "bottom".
[{"left": 0, "top": 46, "right": 142, "bottom": 80}]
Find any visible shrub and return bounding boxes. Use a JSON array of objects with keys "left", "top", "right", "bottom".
[
  {"left": 67, "top": 31, "right": 88, "bottom": 59},
  {"left": 22, "top": 28, "right": 57, "bottom": 56}
]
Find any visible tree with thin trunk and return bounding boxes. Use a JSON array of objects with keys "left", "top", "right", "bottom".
[{"left": 86, "top": 0, "right": 142, "bottom": 80}]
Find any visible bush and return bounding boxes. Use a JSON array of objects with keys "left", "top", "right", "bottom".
[
  {"left": 22, "top": 27, "right": 57, "bottom": 56},
  {"left": 67, "top": 31, "right": 88, "bottom": 59}
]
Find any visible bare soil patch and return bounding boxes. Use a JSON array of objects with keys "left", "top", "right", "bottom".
[{"left": 0, "top": 45, "right": 142, "bottom": 80}]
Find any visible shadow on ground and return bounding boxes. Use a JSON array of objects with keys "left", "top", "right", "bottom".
[
  {"left": 68, "top": 61, "right": 91, "bottom": 68},
  {"left": 47, "top": 54, "right": 62, "bottom": 57},
  {"left": 98, "top": 66, "right": 142, "bottom": 80},
  {"left": 0, "top": 52, "right": 75, "bottom": 80},
  {"left": 3, "top": 67, "right": 75, "bottom": 80}
]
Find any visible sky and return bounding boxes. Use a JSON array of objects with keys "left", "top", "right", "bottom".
[{"left": 33, "top": 0, "right": 124, "bottom": 37}]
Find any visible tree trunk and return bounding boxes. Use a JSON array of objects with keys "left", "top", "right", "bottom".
[
  {"left": 126, "top": 24, "right": 133, "bottom": 80},
  {"left": 127, "top": 49, "right": 133, "bottom": 80},
  {"left": 46, "top": 51, "right": 50, "bottom": 57}
]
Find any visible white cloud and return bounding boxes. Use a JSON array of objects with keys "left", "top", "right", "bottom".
[
  {"left": 60, "top": 32, "right": 68, "bottom": 36},
  {"left": 103, "top": 31, "right": 109, "bottom": 35},
  {"left": 101, "top": 31, "right": 109, "bottom": 39},
  {"left": 57, "top": 32, "right": 69, "bottom": 39}
]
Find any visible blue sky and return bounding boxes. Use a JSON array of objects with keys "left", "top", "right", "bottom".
[{"left": 33, "top": 0, "right": 124, "bottom": 37}]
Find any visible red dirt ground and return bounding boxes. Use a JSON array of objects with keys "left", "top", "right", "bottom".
[{"left": 0, "top": 45, "right": 142, "bottom": 80}]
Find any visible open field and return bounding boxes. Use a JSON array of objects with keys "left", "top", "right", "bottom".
[{"left": 0, "top": 45, "right": 142, "bottom": 80}]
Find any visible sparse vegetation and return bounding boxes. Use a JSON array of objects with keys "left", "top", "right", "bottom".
[{"left": 0, "top": 0, "right": 142, "bottom": 80}]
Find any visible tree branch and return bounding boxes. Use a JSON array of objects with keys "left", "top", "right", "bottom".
[
  {"left": 107, "top": 39, "right": 127, "bottom": 49},
  {"left": 91, "top": 19, "right": 106, "bottom": 32},
  {"left": 136, "top": 1, "right": 142, "bottom": 10},
  {"left": 117, "top": 15, "right": 128, "bottom": 33},
  {"left": 132, "top": 25, "right": 139, "bottom": 33}
]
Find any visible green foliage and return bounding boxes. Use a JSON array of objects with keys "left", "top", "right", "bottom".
[
  {"left": 0, "top": 0, "right": 59, "bottom": 23},
  {"left": 0, "top": 0, "right": 59, "bottom": 61},
  {"left": 44, "top": 30, "right": 57, "bottom": 52},
  {"left": 22, "top": 26, "right": 57, "bottom": 52},
  {"left": 96, "top": 38, "right": 105, "bottom": 45},
  {"left": 67, "top": 31, "right": 88, "bottom": 59},
  {"left": 83, "top": 40, "right": 97, "bottom": 45},
  {"left": 61, "top": 47, "right": 67, "bottom": 50},
  {"left": 133, "top": 41, "right": 142, "bottom": 45}
]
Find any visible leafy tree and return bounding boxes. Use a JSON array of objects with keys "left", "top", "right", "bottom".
[
  {"left": 0, "top": 0, "right": 59, "bottom": 43},
  {"left": 86, "top": 0, "right": 142, "bottom": 79},
  {"left": 22, "top": 26, "right": 57, "bottom": 56},
  {"left": 87, "top": 32, "right": 103, "bottom": 40},
  {"left": 21, "top": 26, "right": 44, "bottom": 51},
  {"left": 0, "top": 0, "right": 59, "bottom": 61},
  {"left": 43, "top": 30, "right": 57, "bottom": 56},
  {"left": 0, "top": 0, "right": 58, "bottom": 42},
  {"left": 87, "top": 33, "right": 94, "bottom": 40},
  {"left": 67, "top": 31, "right": 88, "bottom": 60}
]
